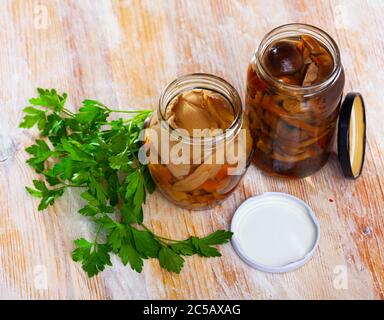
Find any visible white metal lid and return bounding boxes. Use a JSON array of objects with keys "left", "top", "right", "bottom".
[{"left": 231, "top": 192, "right": 320, "bottom": 273}]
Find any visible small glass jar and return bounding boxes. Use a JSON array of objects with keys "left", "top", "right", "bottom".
[
  {"left": 145, "top": 74, "right": 253, "bottom": 210},
  {"left": 246, "top": 24, "right": 345, "bottom": 178}
]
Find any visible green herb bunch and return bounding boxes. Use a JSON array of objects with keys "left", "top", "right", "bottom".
[{"left": 20, "top": 89, "right": 232, "bottom": 277}]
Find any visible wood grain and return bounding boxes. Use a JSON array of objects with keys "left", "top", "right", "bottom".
[{"left": 0, "top": 0, "right": 383, "bottom": 299}]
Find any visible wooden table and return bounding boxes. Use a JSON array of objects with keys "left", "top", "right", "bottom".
[{"left": 0, "top": 0, "right": 383, "bottom": 300}]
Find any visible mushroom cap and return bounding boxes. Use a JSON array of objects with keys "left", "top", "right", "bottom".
[{"left": 264, "top": 41, "right": 304, "bottom": 77}]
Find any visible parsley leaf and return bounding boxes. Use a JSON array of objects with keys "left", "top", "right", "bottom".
[
  {"left": 108, "top": 224, "right": 127, "bottom": 252},
  {"left": 25, "top": 140, "right": 54, "bottom": 173},
  {"left": 118, "top": 244, "right": 143, "bottom": 272},
  {"left": 19, "top": 107, "right": 46, "bottom": 129},
  {"left": 158, "top": 247, "right": 184, "bottom": 273},
  {"left": 130, "top": 227, "right": 161, "bottom": 258},
  {"left": 26, "top": 180, "right": 65, "bottom": 210},
  {"left": 29, "top": 88, "right": 67, "bottom": 112},
  {"left": 170, "top": 231, "right": 233, "bottom": 257},
  {"left": 75, "top": 100, "right": 109, "bottom": 126},
  {"left": 198, "top": 230, "right": 233, "bottom": 246},
  {"left": 169, "top": 240, "right": 196, "bottom": 256},
  {"left": 72, "top": 238, "right": 112, "bottom": 277}
]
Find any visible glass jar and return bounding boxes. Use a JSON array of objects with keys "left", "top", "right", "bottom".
[
  {"left": 145, "top": 74, "right": 253, "bottom": 210},
  {"left": 246, "top": 24, "right": 345, "bottom": 178}
]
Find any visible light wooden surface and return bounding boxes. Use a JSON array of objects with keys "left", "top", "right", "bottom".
[{"left": 0, "top": 0, "right": 383, "bottom": 300}]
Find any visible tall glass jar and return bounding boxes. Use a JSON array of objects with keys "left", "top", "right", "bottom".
[
  {"left": 145, "top": 74, "right": 253, "bottom": 210},
  {"left": 246, "top": 24, "right": 345, "bottom": 178}
]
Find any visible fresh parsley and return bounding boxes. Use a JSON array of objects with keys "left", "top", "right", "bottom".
[{"left": 21, "top": 88, "right": 233, "bottom": 277}]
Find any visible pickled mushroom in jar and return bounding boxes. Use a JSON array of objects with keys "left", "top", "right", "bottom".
[
  {"left": 164, "top": 89, "right": 235, "bottom": 191},
  {"left": 246, "top": 31, "right": 343, "bottom": 178},
  {"left": 302, "top": 63, "right": 319, "bottom": 86},
  {"left": 165, "top": 89, "right": 234, "bottom": 136},
  {"left": 263, "top": 35, "right": 334, "bottom": 87},
  {"left": 147, "top": 88, "right": 251, "bottom": 209},
  {"left": 265, "top": 41, "right": 303, "bottom": 77}
]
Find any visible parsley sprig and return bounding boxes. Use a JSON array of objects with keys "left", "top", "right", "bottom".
[{"left": 20, "top": 88, "right": 232, "bottom": 277}]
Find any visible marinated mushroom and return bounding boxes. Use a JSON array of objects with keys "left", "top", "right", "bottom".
[
  {"left": 264, "top": 41, "right": 304, "bottom": 77},
  {"left": 172, "top": 163, "right": 222, "bottom": 192},
  {"left": 147, "top": 88, "right": 251, "bottom": 209},
  {"left": 302, "top": 63, "right": 319, "bottom": 86},
  {"left": 246, "top": 33, "right": 341, "bottom": 178},
  {"left": 164, "top": 89, "right": 234, "bottom": 135}
]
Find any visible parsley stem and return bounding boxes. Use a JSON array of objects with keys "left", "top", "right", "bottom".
[
  {"left": 93, "top": 224, "right": 102, "bottom": 250},
  {"left": 62, "top": 108, "right": 75, "bottom": 117},
  {"left": 109, "top": 109, "right": 151, "bottom": 114},
  {"left": 157, "top": 236, "right": 179, "bottom": 243},
  {"left": 141, "top": 224, "right": 178, "bottom": 244},
  {"left": 57, "top": 179, "right": 86, "bottom": 188},
  {"left": 63, "top": 184, "right": 86, "bottom": 188}
]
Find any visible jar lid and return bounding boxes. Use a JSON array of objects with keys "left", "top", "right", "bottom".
[
  {"left": 338, "top": 93, "right": 366, "bottom": 179},
  {"left": 231, "top": 192, "right": 320, "bottom": 273}
]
